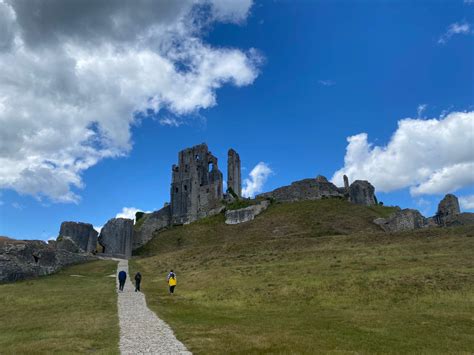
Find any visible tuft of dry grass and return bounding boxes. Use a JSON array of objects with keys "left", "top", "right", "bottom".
[
  {"left": 0, "top": 260, "right": 119, "bottom": 354},
  {"left": 131, "top": 199, "right": 474, "bottom": 354}
]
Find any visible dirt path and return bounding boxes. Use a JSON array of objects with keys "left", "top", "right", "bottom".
[{"left": 116, "top": 259, "right": 191, "bottom": 354}]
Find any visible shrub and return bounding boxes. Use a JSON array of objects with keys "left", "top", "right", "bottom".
[{"left": 135, "top": 211, "right": 145, "bottom": 222}]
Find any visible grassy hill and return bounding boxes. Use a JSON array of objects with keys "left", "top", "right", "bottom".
[
  {"left": 0, "top": 260, "right": 119, "bottom": 354},
  {"left": 131, "top": 199, "right": 474, "bottom": 354}
]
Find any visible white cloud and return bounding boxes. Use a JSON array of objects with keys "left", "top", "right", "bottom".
[
  {"left": 0, "top": 0, "right": 259, "bottom": 203},
  {"left": 159, "top": 117, "right": 183, "bottom": 127},
  {"left": 332, "top": 111, "right": 474, "bottom": 196},
  {"left": 464, "top": 0, "right": 474, "bottom": 4},
  {"left": 438, "top": 22, "right": 472, "bottom": 44},
  {"left": 242, "top": 162, "right": 273, "bottom": 198},
  {"left": 116, "top": 207, "right": 151, "bottom": 222},
  {"left": 459, "top": 195, "right": 474, "bottom": 210},
  {"left": 318, "top": 79, "right": 336, "bottom": 86},
  {"left": 93, "top": 226, "right": 102, "bottom": 234},
  {"left": 11, "top": 202, "right": 23, "bottom": 210},
  {"left": 417, "top": 104, "right": 427, "bottom": 118}
]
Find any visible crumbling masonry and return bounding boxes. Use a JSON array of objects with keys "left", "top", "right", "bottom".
[
  {"left": 170, "top": 144, "right": 225, "bottom": 224},
  {"left": 227, "top": 149, "right": 242, "bottom": 198}
]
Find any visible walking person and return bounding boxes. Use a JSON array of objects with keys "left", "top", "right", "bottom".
[
  {"left": 167, "top": 270, "right": 177, "bottom": 294},
  {"left": 118, "top": 270, "right": 127, "bottom": 292},
  {"left": 134, "top": 272, "right": 142, "bottom": 292}
]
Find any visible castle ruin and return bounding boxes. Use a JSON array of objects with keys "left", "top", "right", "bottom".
[
  {"left": 170, "top": 144, "right": 226, "bottom": 224},
  {"left": 227, "top": 149, "right": 242, "bottom": 198}
]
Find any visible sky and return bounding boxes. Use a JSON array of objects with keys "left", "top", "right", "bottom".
[{"left": 0, "top": 0, "right": 473, "bottom": 240}]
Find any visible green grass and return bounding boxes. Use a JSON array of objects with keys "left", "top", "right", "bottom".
[
  {"left": 131, "top": 199, "right": 474, "bottom": 354},
  {"left": 0, "top": 260, "right": 119, "bottom": 354}
]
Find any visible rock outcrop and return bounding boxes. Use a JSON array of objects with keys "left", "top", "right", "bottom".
[
  {"left": 225, "top": 200, "right": 270, "bottom": 225},
  {"left": 349, "top": 180, "right": 377, "bottom": 206},
  {"left": 98, "top": 218, "right": 133, "bottom": 258},
  {"left": 58, "top": 221, "right": 98, "bottom": 253},
  {"left": 0, "top": 237, "right": 95, "bottom": 283},
  {"left": 133, "top": 205, "right": 171, "bottom": 250},
  {"left": 374, "top": 209, "right": 427, "bottom": 232}
]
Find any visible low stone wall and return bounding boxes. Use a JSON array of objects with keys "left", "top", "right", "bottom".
[{"left": 225, "top": 200, "right": 270, "bottom": 225}]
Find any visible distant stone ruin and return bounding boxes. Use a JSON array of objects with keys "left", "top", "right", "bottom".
[
  {"left": 374, "top": 193, "right": 474, "bottom": 233},
  {"left": 374, "top": 209, "right": 427, "bottom": 232},
  {"left": 170, "top": 143, "right": 224, "bottom": 224},
  {"left": 257, "top": 174, "right": 377, "bottom": 206},
  {"left": 132, "top": 205, "right": 171, "bottom": 250},
  {"left": 58, "top": 222, "right": 98, "bottom": 253},
  {"left": 227, "top": 149, "right": 242, "bottom": 198},
  {"left": 132, "top": 143, "right": 242, "bottom": 250},
  {"left": 98, "top": 218, "right": 134, "bottom": 259},
  {"left": 225, "top": 200, "right": 270, "bottom": 225}
]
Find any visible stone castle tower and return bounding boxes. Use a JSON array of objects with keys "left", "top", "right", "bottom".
[
  {"left": 170, "top": 143, "right": 224, "bottom": 224},
  {"left": 227, "top": 149, "right": 242, "bottom": 197}
]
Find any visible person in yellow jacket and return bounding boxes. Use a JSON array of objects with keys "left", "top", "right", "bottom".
[{"left": 167, "top": 270, "right": 177, "bottom": 294}]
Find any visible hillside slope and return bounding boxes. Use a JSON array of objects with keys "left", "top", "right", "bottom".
[
  {"left": 0, "top": 260, "right": 119, "bottom": 353},
  {"left": 131, "top": 199, "right": 474, "bottom": 354}
]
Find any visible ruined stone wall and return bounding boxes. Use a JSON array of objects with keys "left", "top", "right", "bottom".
[
  {"left": 225, "top": 200, "right": 270, "bottom": 225},
  {"left": 374, "top": 209, "right": 427, "bottom": 232},
  {"left": 98, "top": 218, "right": 133, "bottom": 259},
  {"left": 257, "top": 175, "right": 343, "bottom": 202},
  {"left": 0, "top": 237, "right": 95, "bottom": 283},
  {"left": 132, "top": 205, "right": 171, "bottom": 250},
  {"left": 170, "top": 143, "right": 223, "bottom": 224},
  {"left": 227, "top": 148, "right": 242, "bottom": 197},
  {"left": 58, "top": 221, "right": 98, "bottom": 253},
  {"left": 348, "top": 180, "right": 377, "bottom": 206}
]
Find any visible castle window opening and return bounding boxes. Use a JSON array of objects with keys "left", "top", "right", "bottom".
[
  {"left": 184, "top": 185, "right": 187, "bottom": 191},
  {"left": 175, "top": 187, "right": 179, "bottom": 193},
  {"left": 208, "top": 162, "right": 214, "bottom": 172}
]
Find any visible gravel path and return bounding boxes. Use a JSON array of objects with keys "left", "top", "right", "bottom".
[{"left": 116, "top": 259, "right": 191, "bottom": 354}]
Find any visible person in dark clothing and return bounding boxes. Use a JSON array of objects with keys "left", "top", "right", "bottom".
[
  {"left": 134, "top": 272, "right": 142, "bottom": 292},
  {"left": 118, "top": 270, "right": 127, "bottom": 291}
]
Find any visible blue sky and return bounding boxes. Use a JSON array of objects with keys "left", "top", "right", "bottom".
[{"left": 0, "top": 0, "right": 473, "bottom": 240}]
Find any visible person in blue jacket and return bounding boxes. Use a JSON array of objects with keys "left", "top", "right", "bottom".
[{"left": 118, "top": 270, "right": 127, "bottom": 292}]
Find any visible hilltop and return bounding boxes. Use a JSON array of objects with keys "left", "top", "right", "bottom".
[{"left": 130, "top": 199, "right": 474, "bottom": 354}]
